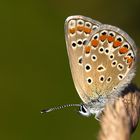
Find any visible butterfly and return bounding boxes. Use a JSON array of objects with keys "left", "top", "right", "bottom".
[{"left": 41, "top": 15, "right": 137, "bottom": 120}]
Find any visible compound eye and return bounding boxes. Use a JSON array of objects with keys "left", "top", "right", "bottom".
[
  {"left": 80, "top": 105, "right": 87, "bottom": 113},
  {"left": 79, "top": 105, "right": 91, "bottom": 117}
]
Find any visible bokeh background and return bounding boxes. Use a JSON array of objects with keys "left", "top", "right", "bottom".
[{"left": 0, "top": 0, "right": 140, "bottom": 140}]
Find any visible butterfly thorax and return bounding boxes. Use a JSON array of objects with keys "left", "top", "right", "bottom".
[{"left": 80, "top": 95, "right": 116, "bottom": 118}]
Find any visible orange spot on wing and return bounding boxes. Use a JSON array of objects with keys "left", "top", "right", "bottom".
[
  {"left": 107, "top": 36, "right": 115, "bottom": 42},
  {"left": 84, "top": 27, "right": 91, "bottom": 34},
  {"left": 119, "top": 47, "right": 129, "bottom": 54},
  {"left": 127, "top": 57, "right": 133, "bottom": 63},
  {"left": 69, "top": 28, "right": 76, "bottom": 34},
  {"left": 113, "top": 40, "right": 122, "bottom": 48},
  {"left": 91, "top": 39, "right": 99, "bottom": 47},
  {"left": 99, "top": 35, "right": 107, "bottom": 41},
  {"left": 85, "top": 46, "right": 91, "bottom": 53},
  {"left": 124, "top": 56, "right": 133, "bottom": 67},
  {"left": 77, "top": 26, "right": 84, "bottom": 32}
]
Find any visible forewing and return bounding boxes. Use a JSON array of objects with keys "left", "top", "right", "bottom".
[
  {"left": 65, "top": 15, "right": 101, "bottom": 103},
  {"left": 82, "top": 24, "right": 137, "bottom": 100}
]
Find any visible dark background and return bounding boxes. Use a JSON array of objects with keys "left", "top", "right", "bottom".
[{"left": 0, "top": 0, "right": 140, "bottom": 140}]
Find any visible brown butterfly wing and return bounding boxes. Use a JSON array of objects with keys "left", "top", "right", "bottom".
[
  {"left": 82, "top": 24, "right": 137, "bottom": 101},
  {"left": 65, "top": 15, "right": 101, "bottom": 103}
]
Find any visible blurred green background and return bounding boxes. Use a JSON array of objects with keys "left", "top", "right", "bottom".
[{"left": 0, "top": 0, "right": 140, "bottom": 140}]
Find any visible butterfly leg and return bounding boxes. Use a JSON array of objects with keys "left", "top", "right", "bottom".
[{"left": 94, "top": 109, "right": 104, "bottom": 121}]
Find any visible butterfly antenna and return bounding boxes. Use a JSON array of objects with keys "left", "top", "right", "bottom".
[{"left": 40, "top": 104, "right": 81, "bottom": 114}]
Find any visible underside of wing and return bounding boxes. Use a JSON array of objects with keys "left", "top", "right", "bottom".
[
  {"left": 65, "top": 15, "right": 101, "bottom": 103},
  {"left": 82, "top": 24, "right": 137, "bottom": 100}
]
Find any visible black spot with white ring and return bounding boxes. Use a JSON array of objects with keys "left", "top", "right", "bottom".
[
  {"left": 92, "top": 33, "right": 99, "bottom": 40},
  {"left": 78, "top": 57, "right": 82, "bottom": 65},
  {"left": 113, "top": 87, "right": 117, "bottom": 90},
  {"left": 101, "top": 31, "right": 107, "bottom": 35},
  {"left": 86, "top": 77, "right": 93, "bottom": 85},
  {"left": 109, "top": 54, "right": 114, "bottom": 60},
  {"left": 111, "top": 60, "right": 117, "bottom": 67},
  {"left": 106, "top": 77, "right": 112, "bottom": 83},
  {"left": 117, "top": 63, "right": 124, "bottom": 71},
  {"left": 97, "top": 64, "right": 106, "bottom": 72},
  {"left": 118, "top": 74, "right": 124, "bottom": 80},
  {"left": 98, "top": 47, "right": 104, "bottom": 53},
  {"left": 117, "top": 37, "right": 122, "bottom": 42},
  {"left": 98, "top": 67, "right": 103, "bottom": 70},
  {"left": 105, "top": 48, "right": 110, "bottom": 54},
  {"left": 100, "top": 30, "right": 108, "bottom": 36},
  {"left": 85, "top": 64, "right": 91, "bottom": 72},
  {"left": 88, "top": 78, "right": 91, "bottom": 83},
  {"left": 91, "top": 55, "right": 97, "bottom": 62},
  {"left": 92, "top": 25, "right": 98, "bottom": 30},
  {"left": 124, "top": 44, "right": 129, "bottom": 49},
  {"left": 83, "top": 39, "right": 88, "bottom": 45},
  {"left": 128, "top": 53, "right": 132, "bottom": 56},
  {"left": 85, "top": 22, "right": 92, "bottom": 28},
  {"left": 109, "top": 31, "right": 115, "bottom": 37},
  {"left": 77, "top": 20, "right": 84, "bottom": 26},
  {"left": 71, "top": 41, "right": 77, "bottom": 48},
  {"left": 99, "top": 75, "right": 105, "bottom": 83},
  {"left": 116, "top": 35, "right": 123, "bottom": 42},
  {"left": 69, "top": 20, "right": 76, "bottom": 28},
  {"left": 77, "top": 39, "right": 83, "bottom": 47},
  {"left": 94, "top": 35, "right": 98, "bottom": 39}
]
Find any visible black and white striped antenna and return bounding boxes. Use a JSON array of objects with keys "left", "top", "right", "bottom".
[{"left": 41, "top": 104, "right": 81, "bottom": 114}]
